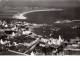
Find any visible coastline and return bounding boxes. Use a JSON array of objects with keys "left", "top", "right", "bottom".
[{"left": 12, "top": 9, "right": 63, "bottom": 19}]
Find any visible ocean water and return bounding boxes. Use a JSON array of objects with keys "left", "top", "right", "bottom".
[
  {"left": 1, "top": 7, "right": 80, "bottom": 39},
  {"left": 23, "top": 9, "right": 80, "bottom": 39}
]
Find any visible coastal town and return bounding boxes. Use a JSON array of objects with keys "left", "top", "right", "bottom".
[
  {"left": 0, "top": 0, "right": 80, "bottom": 56},
  {"left": 0, "top": 20, "right": 80, "bottom": 55}
]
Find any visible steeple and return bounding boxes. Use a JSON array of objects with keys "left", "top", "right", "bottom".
[
  {"left": 0, "top": 39, "right": 4, "bottom": 44},
  {"left": 12, "top": 32, "right": 15, "bottom": 36},
  {"left": 59, "top": 35, "right": 63, "bottom": 43}
]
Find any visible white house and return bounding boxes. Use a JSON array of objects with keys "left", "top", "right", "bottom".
[{"left": 22, "top": 30, "right": 31, "bottom": 35}]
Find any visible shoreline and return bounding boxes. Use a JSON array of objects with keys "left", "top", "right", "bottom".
[{"left": 12, "top": 9, "right": 63, "bottom": 19}]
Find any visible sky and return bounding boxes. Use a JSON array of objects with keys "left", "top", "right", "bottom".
[
  {"left": 0, "top": 0, "right": 80, "bottom": 7},
  {"left": 1, "top": 0, "right": 80, "bottom": 1},
  {"left": 13, "top": 0, "right": 80, "bottom": 1},
  {"left": 0, "top": 0, "right": 80, "bottom": 2}
]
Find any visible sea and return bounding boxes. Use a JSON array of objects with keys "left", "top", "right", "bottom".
[
  {"left": 23, "top": 8, "right": 80, "bottom": 39},
  {"left": 1, "top": 6, "right": 80, "bottom": 40}
]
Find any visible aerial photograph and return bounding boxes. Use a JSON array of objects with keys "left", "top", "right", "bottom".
[{"left": 0, "top": 0, "right": 80, "bottom": 55}]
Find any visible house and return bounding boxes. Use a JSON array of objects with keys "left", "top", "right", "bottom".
[
  {"left": 22, "top": 30, "right": 32, "bottom": 35},
  {"left": 49, "top": 36, "right": 63, "bottom": 45}
]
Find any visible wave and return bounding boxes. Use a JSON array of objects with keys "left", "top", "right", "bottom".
[
  {"left": 54, "top": 20, "right": 73, "bottom": 24},
  {"left": 12, "top": 9, "right": 63, "bottom": 19}
]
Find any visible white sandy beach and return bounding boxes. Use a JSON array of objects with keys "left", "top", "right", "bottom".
[{"left": 13, "top": 9, "right": 63, "bottom": 19}]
